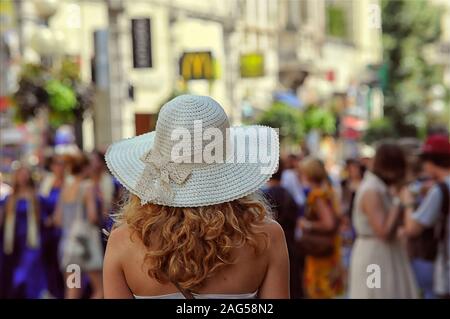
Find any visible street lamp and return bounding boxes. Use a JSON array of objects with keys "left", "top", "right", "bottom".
[
  {"left": 25, "top": 0, "right": 63, "bottom": 163},
  {"left": 33, "top": 0, "right": 59, "bottom": 22},
  {"left": 29, "top": 25, "right": 54, "bottom": 56},
  {"left": 29, "top": 0, "right": 64, "bottom": 65}
]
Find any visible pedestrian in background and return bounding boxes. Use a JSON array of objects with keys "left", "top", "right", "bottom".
[
  {"left": 298, "top": 157, "right": 344, "bottom": 299},
  {"left": 89, "top": 150, "right": 115, "bottom": 221},
  {"left": 0, "top": 172, "right": 12, "bottom": 201},
  {"left": 89, "top": 150, "right": 116, "bottom": 248},
  {"left": 339, "top": 158, "right": 364, "bottom": 293},
  {"left": 341, "top": 159, "right": 364, "bottom": 220},
  {"left": 39, "top": 154, "right": 67, "bottom": 298},
  {"left": 404, "top": 134, "right": 450, "bottom": 298},
  {"left": 402, "top": 155, "right": 436, "bottom": 299},
  {"left": 53, "top": 154, "right": 103, "bottom": 299},
  {"left": 0, "top": 165, "right": 48, "bottom": 299},
  {"left": 349, "top": 142, "right": 418, "bottom": 298},
  {"left": 264, "top": 161, "right": 303, "bottom": 298},
  {"left": 281, "top": 154, "right": 306, "bottom": 213}
]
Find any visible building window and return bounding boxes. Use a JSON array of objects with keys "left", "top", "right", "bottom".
[
  {"left": 300, "top": 0, "right": 309, "bottom": 24},
  {"left": 325, "top": 0, "right": 353, "bottom": 42},
  {"left": 286, "top": 0, "right": 300, "bottom": 31},
  {"left": 135, "top": 113, "right": 156, "bottom": 135}
]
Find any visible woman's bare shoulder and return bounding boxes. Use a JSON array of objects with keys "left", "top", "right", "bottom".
[
  {"left": 360, "top": 187, "right": 382, "bottom": 204},
  {"left": 257, "top": 218, "right": 286, "bottom": 246},
  {"left": 107, "top": 223, "right": 137, "bottom": 252},
  {"left": 256, "top": 219, "right": 288, "bottom": 268}
]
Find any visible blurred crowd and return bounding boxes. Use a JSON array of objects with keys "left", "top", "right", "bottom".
[
  {"left": 0, "top": 149, "right": 123, "bottom": 299},
  {"left": 264, "top": 133, "right": 450, "bottom": 299},
  {"left": 1, "top": 132, "right": 450, "bottom": 299}
]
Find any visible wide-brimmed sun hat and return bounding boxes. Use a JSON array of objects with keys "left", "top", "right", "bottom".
[{"left": 105, "top": 94, "right": 279, "bottom": 207}]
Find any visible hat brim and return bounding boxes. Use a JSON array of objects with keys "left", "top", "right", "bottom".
[{"left": 105, "top": 125, "right": 279, "bottom": 207}]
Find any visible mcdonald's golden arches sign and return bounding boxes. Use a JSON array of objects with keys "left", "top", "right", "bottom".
[
  {"left": 179, "top": 51, "right": 214, "bottom": 80},
  {"left": 240, "top": 53, "right": 264, "bottom": 78}
]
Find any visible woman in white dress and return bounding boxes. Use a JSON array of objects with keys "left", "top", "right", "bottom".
[{"left": 349, "top": 142, "right": 418, "bottom": 298}]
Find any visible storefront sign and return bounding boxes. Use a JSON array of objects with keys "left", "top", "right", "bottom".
[
  {"left": 179, "top": 51, "right": 214, "bottom": 80},
  {"left": 240, "top": 53, "right": 264, "bottom": 78},
  {"left": 93, "top": 29, "right": 109, "bottom": 90},
  {"left": 132, "top": 18, "right": 152, "bottom": 68}
]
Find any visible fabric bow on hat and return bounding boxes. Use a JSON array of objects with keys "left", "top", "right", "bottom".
[{"left": 136, "top": 149, "right": 192, "bottom": 205}]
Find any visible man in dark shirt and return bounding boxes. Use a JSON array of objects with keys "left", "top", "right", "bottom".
[{"left": 263, "top": 162, "right": 303, "bottom": 298}]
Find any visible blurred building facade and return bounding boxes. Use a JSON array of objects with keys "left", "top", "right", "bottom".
[
  {"left": 2, "top": 0, "right": 384, "bottom": 152},
  {"left": 45, "top": 0, "right": 282, "bottom": 149},
  {"left": 431, "top": 0, "right": 450, "bottom": 84},
  {"left": 280, "top": 0, "right": 383, "bottom": 98},
  {"left": 277, "top": 0, "right": 383, "bottom": 157}
]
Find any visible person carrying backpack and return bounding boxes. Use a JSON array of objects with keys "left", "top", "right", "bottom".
[{"left": 404, "top": 134, "right": 450, "bottom": 299}]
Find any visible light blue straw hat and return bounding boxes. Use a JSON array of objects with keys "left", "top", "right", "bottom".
[{"left": 105, "top": 95, "right": 279, "bottom": 207}]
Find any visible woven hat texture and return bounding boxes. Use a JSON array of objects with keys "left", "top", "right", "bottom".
[{"left": 105, "top": 95, "right": 279, "bottom": 207}]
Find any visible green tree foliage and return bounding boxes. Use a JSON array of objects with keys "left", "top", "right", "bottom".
[
  {"left": 45, "top": 80, "right": 77, "bottom": 112},
  {"left": 13, "top": 64, "right": 49, "bottom": 122},
  {"left": 257, "top": 102, "right": 304, "bottom": 145},
  {"left": 363, "top": 118, "right": 396, "bottom": 145},
  {"left": 381, "top": 0, "right": 443, "bottom": 137},
  {"left": 256, "top": 102, "right": 336, "bottom": 145},
  {"left": 326, "top": 3, "right": 348, "bottom": 39},
  {"left": 302, "top": 105, "right": 336, "bottom": 135},
  {"left": 45, "top": 80, "right": 77, "bottom": 127},
  {"left": 13, "top": 59, "right": 93, "bottom": 128}
]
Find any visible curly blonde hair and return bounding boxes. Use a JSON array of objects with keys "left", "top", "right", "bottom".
[{"left": 114, "top": 192, "right": 271, "bottom": 290}]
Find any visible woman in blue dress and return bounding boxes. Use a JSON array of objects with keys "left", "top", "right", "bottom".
[
  {"left": 39, "top": 155, "right": 66, "bottom": 298},
  {"left": 0, "top": 165, "right": 49, "bottom": 299}
]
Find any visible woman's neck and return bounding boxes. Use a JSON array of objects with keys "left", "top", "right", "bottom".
[
  {"left": 92, "top": 171, "right": 103, "bottom": 182},
  {"left": 436, "top": 169, "right": 450, "bottom": 182},
  {"left": 15, "top": 186, "right": 32, "bottom": 197},
  {"left": 349, "top": 176, "right": 361, "bottom": 183},
  {"left": 53, "top": 175, "right": 64, "bottom": 187},
  {"left": 73, "top": 175, "right": 84, "bottom": 182},
  {"left": 310, "top": 183, "right": 322, "bottom": 190}
]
